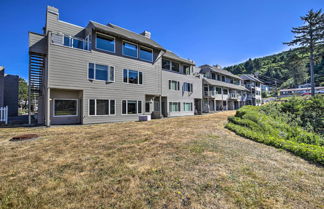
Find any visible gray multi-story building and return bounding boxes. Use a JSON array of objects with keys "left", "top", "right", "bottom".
[
  {"left": 198, "top": 65, "right": 249, "bottom": 112},
  {"left": 28, "top": 6, "right": 203, "bottom": 126},
  {"left": 0, "top": 66, "right": 19, "bottom": 116},
  {"left": 240, "top": 74, "right": 263, "bottom": 106}
]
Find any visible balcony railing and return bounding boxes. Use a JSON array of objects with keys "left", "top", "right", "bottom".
[{"left": 51, "top": 33, "right": 91, "bottom": 51}]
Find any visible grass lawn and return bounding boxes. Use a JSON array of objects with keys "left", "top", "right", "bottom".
[{"left": 0, "top": 111, "right": 323, "bottom": 209}]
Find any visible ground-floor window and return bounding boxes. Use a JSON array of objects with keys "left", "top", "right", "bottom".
[
  {"left": 54, "top": 99, "right": 78, "bottom": 116},
  {"left": 169, "top": 102, "right": 181, "bottom": 112},
  {"left": 183, "top": 102, "right": 193, "bottom": 111},
  {"left": 122, "top": 100, "right": 142, "bottom": 115},
  {"left": 89, "top": 99, "right": 116, "bottom": 116}
]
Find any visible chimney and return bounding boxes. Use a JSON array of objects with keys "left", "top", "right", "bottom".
[{"left": 141, "top": 31, "right": 151, "bottom": 39}]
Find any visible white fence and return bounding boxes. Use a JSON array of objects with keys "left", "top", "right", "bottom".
[{"left": 0, "top": 106, "right": 8, "bottom": 125}]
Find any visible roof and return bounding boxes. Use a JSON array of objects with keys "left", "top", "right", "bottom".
[
  {"left": 199, "top": 65, "right": 242, "bottom": 80},
  {"left": 280, "top": 86, "right": 324, "bottom": 92},
  {"left": 240, "top": 74, "right": 263, "bottom": 83},
  {"left": 203, "top": 78, "right": 249, "bottom": 91},
  {"left": 163, "top": 50, "right": 195, "bottom": 65},
  {"left": 88, "top": 21, "right": 164, "bottom": 50}
]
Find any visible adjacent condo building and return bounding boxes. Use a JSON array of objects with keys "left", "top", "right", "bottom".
[{"left": 28, "top": 6, "right": 262, "bottom": 126}]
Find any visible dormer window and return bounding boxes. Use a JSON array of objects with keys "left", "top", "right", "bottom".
[
  {"left": 96, "top": 33, "right": 115, "bottom": 53},
  {"left": 139, "top": 47, "right": 153, "bottom": 62},
  {"left": 123, "top": 41, "right": 138, "bottom": 58}
]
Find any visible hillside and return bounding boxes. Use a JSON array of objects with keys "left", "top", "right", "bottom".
[{"left": 224, "top": 46, "right": 324, "bottom": 88}]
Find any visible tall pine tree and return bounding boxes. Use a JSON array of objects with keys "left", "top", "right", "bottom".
[{"left": 284, "top": 9, "right": 324, "bottom": 96}]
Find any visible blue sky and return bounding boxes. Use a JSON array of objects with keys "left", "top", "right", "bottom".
[{"left": 0, "top": 0, "right": 323, "bottom": 80}]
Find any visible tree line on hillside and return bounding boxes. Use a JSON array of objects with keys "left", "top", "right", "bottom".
[{"left": 224, "top": 9, "right": 324, "bottom": 90}]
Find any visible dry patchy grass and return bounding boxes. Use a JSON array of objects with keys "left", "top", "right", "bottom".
[{"left": 0, "top": 111, "right": 323, "bottom": 209}]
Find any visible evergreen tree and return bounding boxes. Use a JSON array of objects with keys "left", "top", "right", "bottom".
[
  {"left": 284, "top": 9, "right": 324, "bottom": 96},
  {"left": 285, "top": 54, "right": 308, "bottom": 86}
]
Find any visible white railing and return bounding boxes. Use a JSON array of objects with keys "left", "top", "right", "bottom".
[
  {"left": 51, "top": 33, "right": 91, "bottom": 51},
  {"left": 0, "top": 106, "right": 8, "bottom": 125}
]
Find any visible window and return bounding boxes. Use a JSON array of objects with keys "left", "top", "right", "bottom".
[
  {"left": 123, "top": 42, "right": 138, "bottom": 58},
  {"left": 169, "top": 80, "right": 180, "bottom": 90},
  {"left": 183, "top": 103, "right": 193, "bottom": 111},
  {"left": 139, "top": 47, "right": 153, "bottom": 62},
  {"left": 89, "top": 99, "right": 116, "bottom": 116},
  {"left": 212, "top": 73, "right": 216, "bottom": 80},
  {"left": 223, "top": 89, "right": 228, "bottom": 95},
  {"left": 96, "top": 33, "right": 115, "bottom": 53},
  {"left": 122, "top": 100, "right": 142, "bottom": 115},
  {"left": 216, "top": 87, "right": 222, "bottom": 94},
  {"left": 169, "top": 102, "right": 181, "bottom": 112},
  {"left": 183, "top": 82, "right": 193, "bottom": 92},
  {"left": 51, "top": 33, "right": 90, "bottom": 51},
  {"left": 222, "top": 76, "right": 225, "bottom": 82},
  {"left": 123, "top": 69, "right": 143, "bottom": 84},
  {"left": 172, "top": 62, "right": 180, "bottom": 72},
  {"left": 96, "top": 100, "right": 109, "bottom": 115},
  {"left": 88, "top": 63, "right": 115, "bottom": 82},
  {"left": 162, "top": 59, "right": 171, "bottom": 70},
  {"left": 54, "top": 99, "right": 77, "bottom": 116},
  {"left": 217, "top": 74, "right": 221, "bottom": 81},
  {"left": 183, "top": 65, "right": 190, "bottom": 75}
]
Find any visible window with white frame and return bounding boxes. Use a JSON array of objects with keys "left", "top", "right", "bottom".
[
  {"left": 51, "top": 33, "right": 91, "bottom": 51},
  {"left": 139, "top": 47, "right": 153, "bottom": 62},
  {"left": 169, "top": 80, "right": 180, "bottom": 91},
  {"left": 183, "top": 82, "right": 193, "bottom": 92},
  {"left": 123, "top": 69, "right": 143, "bottom": 84},
  {"left": 96, "top": 33, "right": 115, "bottom": 53},
  {"left": 172, "top": 62, "right": 180, "bottom": 72},
  {"left": 223, "top": 89, "right": 228, "bottom": 95},
  {"left": 183, "top": 103, "right": 193, "bottom": 111},
  {"left": 183, "top": 65, "right": 191, "bottom": 75},
  {"left": 89, "top": 99, "right": 116, "bottom": 116},
  {"left": 54, "top": 99, "right": 78, "bottom": 116},
  {"left": 88, "top": 63, "right": 115, "bottom": 82},
  {"left": 122, "top": 100, "right": 142, "bottom": 115},
  {"left": 169, "top": 102, "right": 181, "bottom": 112},
  {"left": 123, "top": 42, "right": 138, "bottom": 58}
]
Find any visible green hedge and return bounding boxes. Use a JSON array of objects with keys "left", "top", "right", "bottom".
[{"left": 226, "top": 105, "right": 324, "bottom": 165}]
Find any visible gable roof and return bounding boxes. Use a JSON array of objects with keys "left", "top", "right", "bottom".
[
  {"left": 240, "top": 74, "right": 263, "bottom": 83},
  {"left": 163, "top": 50, "right": 195, "bottom": 65},
  {"left": 199, "top": 65, "right": 241, "bottom": 80},
  {"left": 88, "top": 21, "right": 164, "bottom": 50}
]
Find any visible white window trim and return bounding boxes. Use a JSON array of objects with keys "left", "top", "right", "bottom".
[
  {"left": 122, "top": 40, "right": 138, "bottom": 58},
  {"left": 121, "top": 100, "right": 142, "bottom": 115},
  {"left": 95, "top": 32, "right": 116, "bottom": 53},
  {"left": 88, "top": 63, "right": 115, "bottom": 83},
  {"left": 53, "top": 98, "right": 79, "bottom": 117},
  {"left": 123, "top": 69, "right": 143, "bottom": 85},
  {"left": 169, "top": 80, "right": 180, "bottom": 91},
  {"left": 88, "top": 99, "right": 116, "bottom": 116},
  {"left": 139, "top": 46, "right": 153, "bottom": 62}
]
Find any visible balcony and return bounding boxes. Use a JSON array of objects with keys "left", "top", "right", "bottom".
[{"left": 51, "top": 33, "right": 91, "bottom": 51}]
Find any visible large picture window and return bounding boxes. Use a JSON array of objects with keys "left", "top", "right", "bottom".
[
  {"left": 123, "top": 69, "right": 143, "bottom": 84},
  {"left": 89, "top": 99, "right": 116, "bottom": 116},
  {"left": 54, "top": 99, "right": 78, "bottom": 116},
  {"left": 139, "top": 47, "right": 153, "bottom": 62},
  {"left": 122, "top": 100, "right": 142, "bottom": 115},
  {"left": 123, "top": 42, "right": 138, "bottom": 58},
  {"left": 96, "top": 33, "right": 115, "bottom": 53},
  {"left": 88, "top": 63, "right": 115, "bottom": 82}
]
